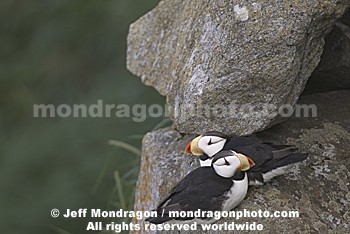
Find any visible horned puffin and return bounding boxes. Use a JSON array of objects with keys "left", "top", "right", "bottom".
[
  {"left": 184, "top": 131, "right": 308, "bottom": 185},
  {"left": 146, "top": 151, "right": 254, "bottom": 224}
]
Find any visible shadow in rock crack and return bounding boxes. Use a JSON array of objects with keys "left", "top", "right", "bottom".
[{"left": 302, "top": 9, "right": 350, "bottom": 95}]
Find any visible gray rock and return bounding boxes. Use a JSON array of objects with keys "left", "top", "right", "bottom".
[
  {"left": 127, "top": 0, "right": 350, "bottom": 135},
  {"left": 132, "top": 90, "right": 350, "bottom": 233},
  {"left": 341, "top": 8, "right": 350, "bottom": 26}
]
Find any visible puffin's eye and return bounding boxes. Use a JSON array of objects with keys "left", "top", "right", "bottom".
[
  {"left": 208, "top": 138, "right": 213, "bottom": 145},
  {"left": 224, "top": 158, "right": 230, "bottom": 166}
]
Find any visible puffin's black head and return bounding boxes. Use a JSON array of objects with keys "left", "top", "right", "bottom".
[
  {"left": 211, "top": 150, "right": 255, "bottom": 178},
  {"left": 202, "top": 131, "right": 229, "bottom": 139},
  {"left": 184, "top": 131, "right": 229, "bottom": 157}
]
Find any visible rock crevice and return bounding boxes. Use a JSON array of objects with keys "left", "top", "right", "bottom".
[{"left": 127, "top": 2, "right": 350, "bottom": 233}]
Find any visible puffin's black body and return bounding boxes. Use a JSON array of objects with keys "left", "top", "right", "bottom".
[
  {"left": 199, "top": 132, "right": 308, "bottom": 184},
  {"left": 224, "top": 136, "right": 307, "bottom": 183},
  {"left": 146, "top": 167, "right": 245, "bottom": 224}
]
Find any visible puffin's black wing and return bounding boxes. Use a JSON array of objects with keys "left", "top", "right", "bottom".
[
  {"left": 146, "top": 167, "right": 233, "bottom": 224},
  {"left": 224, "top": 136, "right": 273, "bottom": 168},
  {"left": 224, "top": 137, "right": 308, "bottom": 184}
]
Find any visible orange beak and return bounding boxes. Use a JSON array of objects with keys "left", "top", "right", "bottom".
[
  {"left": 184, "top": 136, "right": 203, "bottom": 156},
  {"left": 246, "top": 156, "right": 255, "bottom": 167},
  {"left": 184, "top": 141, "right": 192, "bottom": 154},
  {"left": 236, "top": 153, "right": 255, "bottom": 171}
]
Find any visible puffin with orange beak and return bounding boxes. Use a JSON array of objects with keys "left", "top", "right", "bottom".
[
  {"left": 146, "top": 150, "right": 254, "bottom": 224},
  {"left": 185, "top": 131, "right": 308, "bottom": 185}
]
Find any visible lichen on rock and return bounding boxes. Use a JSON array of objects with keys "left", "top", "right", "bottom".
[
  {"left": 133, "top": 90, "right": 350, "bottom": 233},
  {"left": 127, "top": 0, "right": 350, "bottom": 135},
  {"left": 127, "top": 1, "right": 350, "bottom": 233}
]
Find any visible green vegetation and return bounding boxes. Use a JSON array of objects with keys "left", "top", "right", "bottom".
[{"left": 0, "top": 1, "right": 167, "bottom": 233}]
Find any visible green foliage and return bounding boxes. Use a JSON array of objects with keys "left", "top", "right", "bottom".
[
  {"left": 105, "top": 118, "right": 172, "bottom": 221},
  {"left": 108, "top": 140, "right": 142, "bottom": 157},
  {"left": 0, "top": 1, "right": 165, "bottom": 234}
]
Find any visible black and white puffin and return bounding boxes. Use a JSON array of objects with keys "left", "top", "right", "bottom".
[
  {"left": 146, "top": 151, "right": 254, "bottom": 224},
  {"left": 184, "top": 131, "right": 308, "bottom": 185}
]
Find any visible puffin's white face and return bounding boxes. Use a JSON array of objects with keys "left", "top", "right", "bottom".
[
  {"left": 197, "top": 136, "right": 227, "bottom": 157},
  {"left": 212, "top": 151, "right": 255, "bottom": 178},
  {"left": 212, "top": 155, "right": 242, "bottom": 178}
]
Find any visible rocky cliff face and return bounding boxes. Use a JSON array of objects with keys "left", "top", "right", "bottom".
[
  {"left": 133, "top": 90, "right": 350, "bottom": 233},
  {"left": 127, "top": 1, "right": 350, "bottom": 233},
  {"left": 128, "top": 0, "right": 350, "bottom": 134}
]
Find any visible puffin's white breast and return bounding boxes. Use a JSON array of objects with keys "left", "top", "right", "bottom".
[
  {"left": 222, "top": 173, "right": 248, "bottom": 211},
  {"left": 199, "top": 158, "right": 212, "bottom": 167}
]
